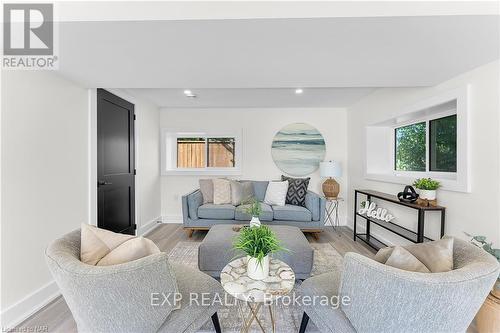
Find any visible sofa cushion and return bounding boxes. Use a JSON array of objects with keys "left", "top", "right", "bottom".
[
  {"left": 264, "top": 181, "right": 288, "bottom": 206},
  {"left": 374, "top": 237, "right": 454, "bottom": 272},
  {"left": 80, "top": 224, "right": 160, "bottom": 266},
  {"left": 198, "top": 204, "right": 235, "bottom": 220},
  {"left": 230, "top": 181, "right": 254, "bottom": 206},
  {"left": 281, "top": 175, "right": 310, "bottom": 207},
  {"left": 235, "top": 203, "right": 273, "bottom": 221},
  {"left": 213, "top": 179, "right": 231, "bottom": 205},
  {"left": 384, "top": 246, "right": 431, "bottom": 273},
  {"left": 272, "top": 204, "right": 312, "bottom": 222},
  {"left": 199, "top": 179, "right": 213, "bottom": 204},
  {"left": 251, "top": 181, "right": 269, "bottom": 202}
]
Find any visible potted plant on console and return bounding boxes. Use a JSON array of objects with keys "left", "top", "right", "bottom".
[
  {"left": 413, "top": 178, "right": 441, "bottom": 200},
  {"left": 233, "top": 225, "right": 285, "bottom": 280}
]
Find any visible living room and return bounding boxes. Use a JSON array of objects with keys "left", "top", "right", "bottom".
[{"left": 2, "top": 2, "right": 500, "bottom": 333}]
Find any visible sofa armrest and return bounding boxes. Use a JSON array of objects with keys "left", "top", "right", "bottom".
[
  {"left": 182, "top": 189, "right": 203, "bottom": 221},
  {"left": 305, "top": 190, "right": 325, "bottom": 222}
]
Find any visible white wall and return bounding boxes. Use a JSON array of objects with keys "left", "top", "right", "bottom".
[
  {"left": 1, "top": 71, "right": 89, "bottom": 325},
  {"left": 133, "top": 94, "right": 162, "bottom": 233},
  {"left": 0, "top": 78, "right": 162, "bottom": 327},
  {"left": 347, "top": 60, "right": 500, "bottom": 245},
  {"left": 160, "top": 107, "right": 348, "bottom": 222}
]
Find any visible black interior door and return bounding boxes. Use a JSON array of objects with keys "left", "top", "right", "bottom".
[{"left": 97, "top": 89, "right": 136, "bottom": 235}]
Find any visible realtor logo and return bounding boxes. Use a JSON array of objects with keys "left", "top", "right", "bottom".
[{"left": 3, "top": 3, "right": 57, "bottom": 69}]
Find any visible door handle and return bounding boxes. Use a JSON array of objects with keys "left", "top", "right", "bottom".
[{"left": 98, "top": 180, "right": 113, "bottom": 186}]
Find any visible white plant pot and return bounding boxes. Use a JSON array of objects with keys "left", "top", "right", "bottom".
[
  {"left": 250, "top": 216, "right": 261, "bottom": 227},
  {"left": 419, "top": 189, "right": 437, "bottom": 200},
  {"left": 247, "top": 255, "right": 269, "bottom": 280}
]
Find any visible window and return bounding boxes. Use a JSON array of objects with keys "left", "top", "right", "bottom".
[
  {"left": 394, "top": 114, "right": 457, "bottom": 174},
  {"left": 176, "top": 137, "right": 236, "bottom": 168},
  {"left": 162, "top": 130, "right": 241, "bottom": 175},
  {"left": 430, "top": 115, "right": 457, "bottom": 172},
  {"left": 395, "top": 122, "right": 426, "bottom": 171},
  {"left": 207, "top": 138, "right": 235, "bottom": 167},
  {"left": 177, "top": 138, "right": 205, "bottom": 168},
  {"left": 364, "top": 86, "right": 469, "bottom": 192}
]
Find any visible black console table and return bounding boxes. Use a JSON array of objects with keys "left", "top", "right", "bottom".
[{"left": 354, "top": 189, "right": 446, "bottom": 251}]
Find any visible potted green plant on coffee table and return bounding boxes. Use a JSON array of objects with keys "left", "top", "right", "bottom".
[
  {"left": 413, "top": 178, "right": 441, "bottom": 200},
  {"left": 233, "top": 225, "right": 285, "bottom": 280},
  {"left": 243, "top": 198, "right": 262, "bottom": 227}
]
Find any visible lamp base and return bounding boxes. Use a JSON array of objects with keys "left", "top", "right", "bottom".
[{"left": 322, "top": 178, "right": 340, "bottom": 199}]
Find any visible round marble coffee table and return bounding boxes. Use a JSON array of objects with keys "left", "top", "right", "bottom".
[{"left": 221, "top": 257, "right": 295, "bottom": 333}]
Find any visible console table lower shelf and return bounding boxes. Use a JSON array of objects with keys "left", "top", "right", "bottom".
[{"left": 354, "top": 189, "right": 446, "bottom": 251}]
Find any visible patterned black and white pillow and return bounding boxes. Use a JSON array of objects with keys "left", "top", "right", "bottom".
[{"left": 281, "top": 175, "right": 310, "bottom": 207}]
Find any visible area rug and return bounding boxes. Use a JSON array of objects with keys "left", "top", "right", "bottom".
[{"left": 168, "top": 242, "right": 343, "bottom": 332}]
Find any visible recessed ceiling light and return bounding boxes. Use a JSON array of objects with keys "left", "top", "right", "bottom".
[
  {"left": 183, "top": 89, "right": 196, "bottom": 98},
  {"left": 295, "top": 88, "right": 303, "bottom": 94}
]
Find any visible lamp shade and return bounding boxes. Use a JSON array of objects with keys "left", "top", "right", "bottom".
[{"left": 320, "top": 161, "right": 342, "bottom": 178}]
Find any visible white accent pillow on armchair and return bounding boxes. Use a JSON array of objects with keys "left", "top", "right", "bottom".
[{"left": 264, "top": 181, "right": 289, "bottom": 206}]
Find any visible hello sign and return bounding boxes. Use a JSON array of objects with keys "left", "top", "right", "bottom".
[{"left": 358, "top": 201, "right": 395, "bottom": 223}]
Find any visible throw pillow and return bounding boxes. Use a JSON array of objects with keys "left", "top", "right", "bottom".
[
  {"left": 199, "top": 179, "right": 214, "bottom": 204},
  {"left": 384, "top": 246, "right": 431, "bottom": 273},
  {"left": 213, "top": 178, "right": 231, "bottom": 204},
  {"left": 264, "top": 181, "right": 289, "bottom": 206},
  {"left": 230, "top": 181, "right": 254, "bottom": 206},
  {"left": 374, "top": 237, "right": 454, "bottom": 272},
  {"left": 281, "top": 175, "right": 310, "bottom": 207},
  {"left": 80, "top": 224, "right": 160, "bottom": 266}
]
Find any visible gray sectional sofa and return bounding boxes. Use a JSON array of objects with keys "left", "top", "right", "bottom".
[{"left": 182, "top": 180, "right": 326, "bottom": 236}]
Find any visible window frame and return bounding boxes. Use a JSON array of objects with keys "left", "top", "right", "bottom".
[
  {"left": 364, "top": 85, "right": 470, "bottom": 193},
  {"left": 161, "top": 129, "right": 242, "bottom": 176},
  {"left": 391, "top": 109, "right": 457, "bottom": 179}
]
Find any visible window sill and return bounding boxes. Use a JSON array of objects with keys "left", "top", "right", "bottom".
[
  {"left": 365, "top": 172, "right": 470, "bottom": 193},
  {"left": 162, "top": 168, "right": 242, "bottom": 176}
]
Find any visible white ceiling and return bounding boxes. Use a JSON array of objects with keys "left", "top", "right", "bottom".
[
  {"left": 125, "top": 88, "right": 374, "bottom": 108},
  {"left": 55, "top": 4, "right": 499, "bottom": 108}
]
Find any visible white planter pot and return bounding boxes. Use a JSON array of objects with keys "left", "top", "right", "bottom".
[
  {"left": 247, "top": 255, "right": 269, "bottom": 280},
  {"left": 419, "top": 189, "right": 437, "bottom": 200},
  {"left": 250, "top": 216, "right": 261, "bottom": 227}
]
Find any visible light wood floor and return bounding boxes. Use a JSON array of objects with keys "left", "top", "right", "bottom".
[{"left": 15, "top": 224, "right": 476, "bottom": 332}]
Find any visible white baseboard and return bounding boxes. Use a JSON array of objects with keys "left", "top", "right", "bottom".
[
  {"left": 1, "top": 280, "right": 60, "bottom": 329},
  {"left": 137, "top": 216, "right": 163, "bottom": 236},
  {"left": 162, "top": 215, "right": 183, "bottom": 224}
]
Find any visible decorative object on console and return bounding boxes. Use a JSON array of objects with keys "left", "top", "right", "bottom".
[
  {"left": 320, "top": 160, "right": 342, "bottom": 199},
  {"left": 271, "top": 123, "right": 326, "bottom": 176},
  {"left": 467, "top": 234, "right": 500, "bottom": 332},
  {"left": 232, "top": 225, "right": 285, "bottom": 280},
  {"left": 281, "top": 175, "right": 310, "bottom": 207},
  {"left": 397, "top": 185, "right": 419, "bottom": 203},
  {"left": 358, "top": 200, "right": 395, "bottom": 222},
  {"left": 264, "top": 180, "right": 289, "bottom": 206},
  {"left": 242, "top": 197, "right": 262, "bottom": 227},
  {"left": 413, "top": 178, "right": 440, "bottom": 200}
]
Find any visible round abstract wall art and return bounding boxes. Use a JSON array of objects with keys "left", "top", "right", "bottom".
[{"left": 271, "top": 123, "right": 326, "bottom": 176}]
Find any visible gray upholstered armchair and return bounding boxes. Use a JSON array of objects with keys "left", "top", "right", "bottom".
[
  {"left": 45, "top": 230, "right": 223, "bottom": 333},
  {"left": 298, "top": 238, "right": 500, "bottom": 333}
]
